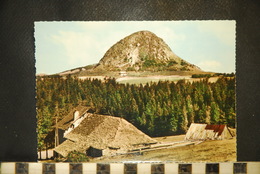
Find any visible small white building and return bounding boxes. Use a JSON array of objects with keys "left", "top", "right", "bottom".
[{"left": 119, "top": 71, "right": 127, "bottom": 76}]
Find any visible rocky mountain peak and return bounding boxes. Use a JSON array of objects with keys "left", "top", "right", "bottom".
[{"left": 94, "top": 30, "right": 201, "bottom": 72}]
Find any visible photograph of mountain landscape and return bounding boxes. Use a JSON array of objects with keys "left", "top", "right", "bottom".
[{"left": 35, "top": 21, "right": 236, "bottom": 162}]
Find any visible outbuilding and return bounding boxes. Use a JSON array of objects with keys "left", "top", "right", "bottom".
[
  {"left": 185, "top": 123, "right": 234, "bottom": 141},
  {"left": 119, "top": 71, "right": 127, "bottom": 76}
]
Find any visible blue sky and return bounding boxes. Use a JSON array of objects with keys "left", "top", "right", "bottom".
[{"left": 35, "top": 21, "right": 235, "bottom": 74}]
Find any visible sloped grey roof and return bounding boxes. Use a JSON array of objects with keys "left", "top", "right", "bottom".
[
  {"left": 56, "top": 105, "right": 89, "bottom": 130},
  {"left": 55, "top": 113, "right": 156, "bottom": 157}
]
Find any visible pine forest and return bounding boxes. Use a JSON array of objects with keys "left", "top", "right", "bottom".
[{"left": 36, "top": 75, "right": 235, "bottom": 149}]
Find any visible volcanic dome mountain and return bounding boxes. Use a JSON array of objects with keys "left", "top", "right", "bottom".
[{"left": 93, "top": 30, "right": 201, "bottom": 72}]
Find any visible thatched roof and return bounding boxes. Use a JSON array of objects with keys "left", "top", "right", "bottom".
[
  {"left": 56, "top": 105, "right": 89, "bottom": 130},
  {"left": 55, "top": 113, "right": 156, "bottom": 157},
  {"left": 185, "top": 123, "right": 234, "bottom": 141}
]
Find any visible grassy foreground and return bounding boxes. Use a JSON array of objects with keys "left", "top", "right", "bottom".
[{"left": 90, "top": 135, "right": 236, "bottom": 163}]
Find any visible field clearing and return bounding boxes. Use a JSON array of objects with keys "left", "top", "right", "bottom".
[
  {"left": 78, "top": 76, "right": 106, "bottom": 81},
  {"left": 91, "top": 135, "right": 236, "bottom": 163},
  {"left": 116, "top": 75, "right": 191, "bottom": 84},
  {"left": 77, "top": 70, "right": 222, "bottom": 85},
  {"left": 186, "top": 76, "right": 219, "bottom": 83},
  {"left": 77, "top": 75, "right": 220, "bottom": 85},
  {"left": 116, "top": 76, "right": 221, "bottom": 85}
]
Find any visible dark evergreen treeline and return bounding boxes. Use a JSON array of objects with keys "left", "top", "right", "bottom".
[
  {"left": 36, "top": 76, "right": 235, "bottom": 148},
  {"left": 191, "top": 72, "right": 235, "bottom": 78}
]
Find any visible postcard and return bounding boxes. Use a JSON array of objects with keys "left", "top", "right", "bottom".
[{"left": 34, "top": 21, "right": 236, "bottom": 163}]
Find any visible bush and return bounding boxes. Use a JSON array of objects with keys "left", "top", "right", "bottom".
[
  {"left": 214, "top": 72, "right": 235, "bottom": 77},
  {"left": 180, "top": 67, "right": 188, "bottom": 71},
  {"left": 127, "top": 67, "right": 135, "bottom": 71},
  {"left": 192, "top": 74, "right": 212, "bottom": 78},
  {"left": 180, "top": 60, "right": 188, "bottom": 66},
  {"left": 66, "top": 150, "right": 89, "bottom": 162},
  {"left": 143, "top": 59, "right": 156, "bottom": 67},
  {"left": 167, "top": 60, "right": 178, "bottom": 66}
]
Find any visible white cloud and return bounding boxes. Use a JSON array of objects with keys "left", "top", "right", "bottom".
[
  {"left": 36, "top": 21, "right": 235, "bottom": 74},
  {"left": 48, "top": 21, "right": 197, "bottom": 71},
  {"left": 198, "top": 60, "right": 222, "bottom": 72},
  {"left": 197, "top": 21, "right": 236, "bottom": 46},
  {"left": 51, "top": 31, "right": 104, "bottom": 66},
  {"left": 153, "top": 27, "right": 186, "bottom": 48},
  {"left": 78, "top": 21, "right": 187, "bottom": 56},
  {"left": 50, "top": 29, "right": 134, "bottom": 68}
]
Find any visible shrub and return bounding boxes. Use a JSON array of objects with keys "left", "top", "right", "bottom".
[
  {"left": 180, "top": 67, "right": 188, "bottom": 71},
  {"left": 143, "top": 59, "right": 156, "bottom": 67},
  {"left": 66, "top": 150, "right": 89, "bottom": 162},
  {"left": 191, "top": 74, "right": 212, "bottom": 78},
  {"left": 127, "top": 67, "right": 135, "bottom": 71},
  {"left": 180, "top": 60, "right": 188, "bottom": 66},
  {"left": 167, "top": 60, "right": 178, "bottom": 66}
]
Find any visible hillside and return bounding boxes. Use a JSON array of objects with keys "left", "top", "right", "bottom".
[
  {"left": 93, "top": 30, "right": 201, "bottom": 72},
  {"left": 49, "top": 30, "right": 204, "bottom": 77}
]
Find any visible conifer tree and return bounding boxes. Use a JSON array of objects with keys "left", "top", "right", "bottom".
[
  {"left": 36, "top": 75, "right": 236, "bottom": 147},
  {"left": 210, "top": 102, "right": 220, "bottom": 124}
]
